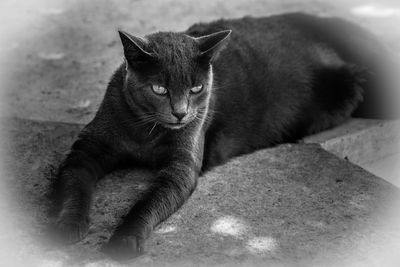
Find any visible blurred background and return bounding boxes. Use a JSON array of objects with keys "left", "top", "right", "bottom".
[
  {"left": 0, "top": 0, "right": 399, "bottom": 125},
  {"left": 0, "top": 1, "right": 400, "bottom": 266}
]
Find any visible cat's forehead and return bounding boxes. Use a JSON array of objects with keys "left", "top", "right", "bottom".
[
  {"left": 144, "top": 32, "right": 204, "bottom": 86},
  {"left": 146, "top": 32, "right": 199, "bottom": 62}
]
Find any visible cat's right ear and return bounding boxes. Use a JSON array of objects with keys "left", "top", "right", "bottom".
[
  {"left": 118, "top": 30, "right": 154, "bottom": 67},
  {"left": 194, "top": 30, "right": 232, "bottom": 62}
]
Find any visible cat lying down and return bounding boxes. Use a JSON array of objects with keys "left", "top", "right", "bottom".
[{"left": 48, "top": 12, "right": 399, "bottom": 260}]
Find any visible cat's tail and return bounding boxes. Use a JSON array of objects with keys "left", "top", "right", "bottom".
[
  {"left": 321, "top": 15, "right": 400, "bottom": 119},
  {"left": 326, "top": 17, "right": 400, "bottom": 119},
  {"left": 284, "top": 13, "right": 400, "bottom": 119},
  {"left": 351, "top": 51, "right": 400, "bottom": 119}
]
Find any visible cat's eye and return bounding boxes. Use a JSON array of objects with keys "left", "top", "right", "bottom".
[
  {"left": 190, "top": 85, "right": 203, "bottom": 94},
  {"left": 151, "top": 84, "right": 168, "bottom": 95}
]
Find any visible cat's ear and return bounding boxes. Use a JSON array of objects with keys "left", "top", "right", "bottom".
[
  {"left": 118, "top": 30, "right": 154, "bottom": 67},
  {"left": 194, "top": 30, "right": 232, "bottom": 62}
]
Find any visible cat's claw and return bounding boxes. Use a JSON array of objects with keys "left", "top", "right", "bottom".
[
  {"left": 102, "top": 234, "right": 144, "bottom": 261},
  {"left": 48, "top": 215, "right": 89, "bottom": 245}
]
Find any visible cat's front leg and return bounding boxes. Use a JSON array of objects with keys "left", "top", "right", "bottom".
[
  {"left": 50, "top": 136, "right": 119, "bottom": 244},
  {"left": 102, "top": 147, "right": 200, "bottom": 260}
]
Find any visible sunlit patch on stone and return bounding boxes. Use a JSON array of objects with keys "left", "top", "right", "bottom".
[
  {"left": 38, "top": 52, "right": 65, "bottom": 60},
  {"left": 210, "top": 216, "right": 247, "bottom": 237},
  {"left": 154, "top": 225, "right": 177, "bottom": 234},
  {"left": 37, "top": 259, "right": 64, "bottom": 267},
  {"left": 351, "top": 4, "right": 400, "bottom": 17},
  {"left": 246, "top": 236, "right": 277, "bottom": 254},
  {"left": 39, "top": 8, "right": 65, "bottom": 15},
  {"left": 72, "top": 100, "right": 91, "bottom": 109},
  {"left": 305, "top": 220, "right": 327, "bottom": 229},
  {"left": 349, "top": 200, "right": 367, "bottom": 210}
]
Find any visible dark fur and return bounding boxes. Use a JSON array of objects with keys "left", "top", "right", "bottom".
[{"left": 49, "top": 13, "right": 396, "bottom": 259}]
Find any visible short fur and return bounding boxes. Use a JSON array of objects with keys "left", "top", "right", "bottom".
[{"left": 49, "top": 13, "right": 397, "bottom": 260}]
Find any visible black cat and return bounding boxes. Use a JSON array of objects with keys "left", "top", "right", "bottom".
[{"left": 50, "top": 12, "right": 397, "bottom": 259}]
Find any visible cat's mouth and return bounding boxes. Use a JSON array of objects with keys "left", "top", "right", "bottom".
[
  {"left": 160, "top": 114, "right": 198, "bottom": 130},
  {"left": 163, "top": 122, "right": 187, "bottom": 130}
]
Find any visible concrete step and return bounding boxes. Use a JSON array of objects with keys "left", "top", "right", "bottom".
[
  {"left": 1, "top": 117, "right": 400, "bottom": 266},
  {"left": 304, "top": 119, "right": 400, "bottom": 187}
]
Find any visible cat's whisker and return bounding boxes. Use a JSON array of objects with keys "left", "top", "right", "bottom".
[
  {"left": 120, "top": 117, "right": 149, "bottom": 126},
  {"left": 194, "top": 107, "right": 216, "bottom": 125},
  {"left": 118, "top": 112, "right": 157, "bottom": 124},
  {"left": 148, "top": 122, "right": 158, "bottom": 136},
  {"left": 211, "top": 79, "right": 238, "bottom": 91},
  {"left": 193, "top": 111, "right": 213, "bottom": 125},
  {"left": 119, "top": 114, "right": 159, "bottom": 129}
]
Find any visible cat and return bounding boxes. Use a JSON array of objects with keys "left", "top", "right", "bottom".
[{"left": 49, "top": 12, "right": 398, "bottom": 260}]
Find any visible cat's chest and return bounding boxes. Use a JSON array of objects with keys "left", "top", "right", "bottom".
[
  {"left": 120, "top": 135, "right": 166, "bottom": 164},
  {"left": 119, "top": 126, "right": 201, "bottom": 167}
]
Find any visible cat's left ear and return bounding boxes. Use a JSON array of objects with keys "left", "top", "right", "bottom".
[
  {"left": 118, "top": 30, "right": 154, "bottom": 68},
  {"left": 194, "top": 30, "right": 232, "bottom": 62}
]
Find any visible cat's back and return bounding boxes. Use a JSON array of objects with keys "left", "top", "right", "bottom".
[
  {"left": 188, "top": 13, "right": 385, "bottom": 170},
  {"left": 187, "top": 13, "right": 386, "bottom": 72},
  {"left": 187, "top": 14, "right": 295, "bottom": 39},
  {"left": 186, "top": 14, "right": 307, "bottom": 63},
  {"left": 188, "top": 15, "right": 319, "bottom": 169}
]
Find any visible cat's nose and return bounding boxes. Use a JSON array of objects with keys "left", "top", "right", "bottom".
[{"left": 172, "top": 111, "right": 187, "bottom": 121}]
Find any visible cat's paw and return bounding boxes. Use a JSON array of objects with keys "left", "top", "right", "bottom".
[
  {"left": 48, "top": 214, "right": 89, "bottom": 245},
  {"left": 101, "top": 233, "right": 145, "bottom": 261}
]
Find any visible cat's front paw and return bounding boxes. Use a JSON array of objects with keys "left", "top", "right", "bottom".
[
  {"left": 102, "top": 233, "right": 145, "bottom": 261},
  {"left": 49, "top": 214, "right": 89, "bottom": 244}
]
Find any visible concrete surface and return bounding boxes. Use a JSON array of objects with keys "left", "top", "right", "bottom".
[
  {"left": 1, "top": 117, "right": 400, "bottom": 267},
  {"left": 363, "top": 152, "right": 400, "bottom": 188},
  {"left": 304, "top": 119, "right": 400, "bottom": 166},
  {"left": 304, "top": 119, "right": 400, "bottom": 187}
]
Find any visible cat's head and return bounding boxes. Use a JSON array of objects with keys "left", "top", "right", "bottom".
[{"left": 118, "top": 29, "right": 231, "bottom": 130}]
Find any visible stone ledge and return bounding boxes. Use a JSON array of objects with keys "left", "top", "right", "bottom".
[
  {"left": 1, "top": 117, "right": 400, "bottom": 267},
  {"left": 303, "top": 119, "right": 400, "bottom": 166}
]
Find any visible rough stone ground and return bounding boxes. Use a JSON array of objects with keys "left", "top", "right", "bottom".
[
  {"left": 1, "top": 118, "right": 400, "bottom": 267},
  {"left": 1, "top": 0, "right": 400, "bottom": 266}
]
